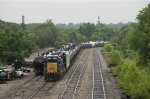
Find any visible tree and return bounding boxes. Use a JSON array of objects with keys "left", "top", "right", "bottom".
[
  {"left": 0, "top": 25, "right": 35, "bottom": 68},
  {"left": 34, "top": 20, "right": 58, "bottom": 48},
  {"left": 79, "top": 23, "right": 96, "bottom": 37},
  {"left": 90, "top": 32, "right": 103, "bottom": 41},
  {"left": 96, "top": 23, "right": 118, "bottom": 41},
  {"left": 129, "top": 3, "right": 150, "bottom": 64}
]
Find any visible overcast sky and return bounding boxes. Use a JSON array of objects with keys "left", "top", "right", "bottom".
[{"left": 0, "top": 0, "right": 149, "bottom": 24}]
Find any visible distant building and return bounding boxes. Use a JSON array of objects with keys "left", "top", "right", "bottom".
[
  {"left": 22, "top": 15, "right": 25, "bottom": 24},
  {"left": 97, "top": 16, "right": 100, "bottom": 24},
  {"left": 20, "top": 15, "right": 26, "bottom": 29}
]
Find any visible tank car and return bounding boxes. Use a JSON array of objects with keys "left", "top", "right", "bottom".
[
  {"left": 95, "top": 41, "right": 104, "bottom": 47},
  {"left": 33, "top": 56, "right": 45, "bottom": 75}
]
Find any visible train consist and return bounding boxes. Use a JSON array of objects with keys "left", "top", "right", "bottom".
[{"left": 33, "top": 41, "right": 104, "bottom": 81}]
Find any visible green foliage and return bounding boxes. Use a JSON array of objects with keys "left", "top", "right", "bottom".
[
  {"left": 0, "top": 22, "right": 35, "bottom": 68},
  {"left": 128, "top": 3, "right": 150, "bottom": 64},
  {"left": 33, "top": 20, "right": 58, "bottom": 48},
  {"left": 90, "top": 32, "right": 103, "bottom": 41},
  {"left": 79, "top": 23, "right": 96, "bottom": 37},
  {"left": 68, "top": 32, "right": 87, "bottom": 43},
  {"left": 114, "top": 60, "right": 150, "bottom": 99},
  {"left": 123, "top": 49, "right": 137, "bottom": 59},
  {"left": 104, "top": 43, "right": 114, "bottom": 52},
  {"left": 109, "top": 50, "right": 122, "bottom": 65},
  {"left": 54, "top": 37, "right": 66, "bottom": 47},
  {"left": 96, "top": 24, "right": 118, "bottom": 41},
  {"left": 111, "top": 23, "right": 137, "bottom": 52},
  {"left": 107, "top": 4, "right": 150, "bottom": 99}
]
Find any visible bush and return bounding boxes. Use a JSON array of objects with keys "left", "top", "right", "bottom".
[
  {"left": 104, "top": 43, "right": 114, "bottom": 52},
  {"left": 114, "top": 60, "right": 150, "bottom": 99},
  {"left": 109, "top": 50, "right": 122, "bottom": 66}
]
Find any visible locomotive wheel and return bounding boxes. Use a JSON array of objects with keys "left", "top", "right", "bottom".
[{"left": 44, "top": 74, "right": 49, "bottom": 82}]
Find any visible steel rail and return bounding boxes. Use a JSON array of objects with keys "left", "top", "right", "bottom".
[
  {"left": 10, "top": 76, "right": 37, "bottom": 98},
  {"left": 41, "top": 83, "right": 55, "bottom": 99},
  {"left": 97, "top": 50, "right": 106, "bottom": 99},
  {"left": 92, "top": 49, "right": 106, "bottom": 99},
  {"left": 60, "top": 50, "right": 88, "bottom": 99},
  {"left": 59, "top": 63, "right": 81, "bottom": 99},
  {"left": 27, "top": 82, "right": 48, "bottom": 99},
  {"left": 72, "top": 65, "right": 85, "bottom": 99},
  {"left": 10, "top": 76, "right": 42, "bottom": 99}
]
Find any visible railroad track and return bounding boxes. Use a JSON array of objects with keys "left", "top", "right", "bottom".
[
  {"left": 92, "top": 48, "right": 106, "bottom": 99},
  {"left": 28, "top": 82, "right": 55, "bottom": 99},
  {"left": 60, "top": 49, "right": 89, "bottom": 99},
  {"left": 6, "top": 75, "right": 36, "bottom": 98},
  {"left": 9, "top": 76, "right": 44, "bottom": 99}
]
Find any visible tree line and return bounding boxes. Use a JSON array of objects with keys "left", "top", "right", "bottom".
[
  {"left": 103, "top": 3, "right": 150, "bottom": 99},
  {"left": 0, "top": 18, "right": 118, "bottom": 67}
]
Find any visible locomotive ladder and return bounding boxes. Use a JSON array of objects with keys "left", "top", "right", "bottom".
[{"left": 92, "top": 49, "right": 106, "bottom": 99}]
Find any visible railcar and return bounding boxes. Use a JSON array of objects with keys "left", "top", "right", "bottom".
[
  {"left": 95, "top": 41, "right": 104, "bottom": 47},
  {"left": 33, "top": 56, "right": 45, "bottom": 75}
]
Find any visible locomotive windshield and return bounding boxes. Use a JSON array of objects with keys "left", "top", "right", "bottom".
[{"left": 46, "top": 56, "right": 62, "bottom": 64}]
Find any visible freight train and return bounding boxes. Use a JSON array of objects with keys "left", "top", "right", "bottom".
[{"left": 33, "top": 41, "right": 104, "bottom": 81}]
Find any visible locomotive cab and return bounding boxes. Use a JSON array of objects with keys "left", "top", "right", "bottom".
[{"left": 44, "top": 55, "right": 64, "bottom": 81}]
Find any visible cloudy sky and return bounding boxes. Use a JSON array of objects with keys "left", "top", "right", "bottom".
[{"left": 0, "top": 0, "right": 149, "bottom": 24}]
